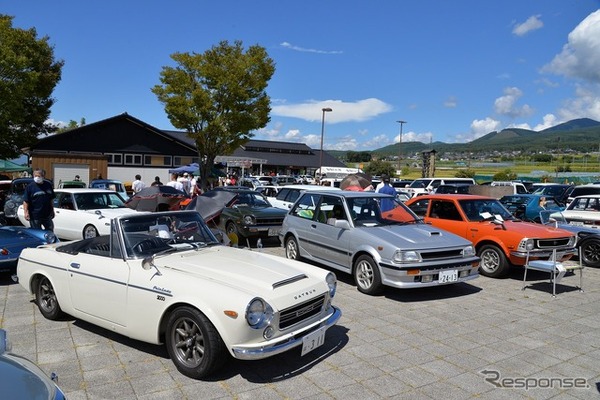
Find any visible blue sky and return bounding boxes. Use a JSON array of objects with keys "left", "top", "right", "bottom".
[{"left": 4, "top": 1, "right": 600, "bottom": 151}]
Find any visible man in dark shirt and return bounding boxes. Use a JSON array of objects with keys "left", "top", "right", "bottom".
[{"left": 23, "top": 168, "right": 55, "bottom": 231}]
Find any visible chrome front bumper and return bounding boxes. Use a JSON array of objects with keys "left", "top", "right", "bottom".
[{"left": 231, "top": 306, "right": 342, "bottom": 360}]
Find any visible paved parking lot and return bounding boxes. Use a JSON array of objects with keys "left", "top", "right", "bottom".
[{"left": 1, "top": 242, "right": 599, "bottom": 399}]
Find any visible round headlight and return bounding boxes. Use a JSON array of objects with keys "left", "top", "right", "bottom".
[
  {"left": 326, "top": 272, "right": 337, "bottom": 298},
  {"left": 5, "top": 201, "right": 15, "bottom": 210},
  {"left": 243, "top": 215, "right": 255, "bottom": 225},
  {"left": 245, "top": 298, "right": 273, "bottom": 329},
  {"left": 44, "top": 232, "right": 58, "bottom": 243}
]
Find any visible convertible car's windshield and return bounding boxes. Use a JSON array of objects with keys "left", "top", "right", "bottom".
[{"left": 120, "top": 211, "right": 219, "bottom": 258}]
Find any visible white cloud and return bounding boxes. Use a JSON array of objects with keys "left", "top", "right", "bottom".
[
  {"left": 512, "top": 15, "right": 544, "bottom": 36},
  {"left": 327, "top": 136, "right": 358, "bottom": 151},
  {"left": 557, "top": 85, "right": 600, "bottom": 121},
  {"left": 363, "top": 134, "right": 391, "bottom": 149},
  {"left": 400, "top": 131, "right": 433, "bottom": 143},
  {"left": 471, "top": 117, "right": 501, "bottom": 139},
  {"left": 280, "top": 42, "right": 343, "bottom": 55},
  {"left": 271, "top": 98, "right": 393, "bottom": 123},
  {"left": 493, "top": 87, "right": 534, "bottom": 118},
  {"left": 443, "top": 96, "right": 458, "bottom": 108},
  {"left": 532, "top": 114, "right": 559, "bottom": 131},
  {"left": 543, "top": 10, "right": 600, "bottom": 83}
]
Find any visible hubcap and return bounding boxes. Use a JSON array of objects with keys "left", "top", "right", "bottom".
[
  {"left": 286, "top": 240, "right": 297, "bottom": 259},
  {"left": 480, "top": 250, "right": 499, "bottom": 272},
  {"left": 356, "top": 261, "right": 374, "bottom": 289},
  {"left": 172, "top": 317, "right": 204, "bottom": 368},
  {"left": 39, "top": 279, "right": 56, "bottom": 312}
]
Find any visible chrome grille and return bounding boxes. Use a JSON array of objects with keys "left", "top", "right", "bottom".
[
  {"left": 536, "top": 238, "right": 572, "bottom": 248},
  {"left": 279, "top": 294, "right": 325, "bottom": 330}
]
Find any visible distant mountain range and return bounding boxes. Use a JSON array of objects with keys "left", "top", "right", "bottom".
[{"left": 333, "top": 118, "right": 600, "bottom": 158}]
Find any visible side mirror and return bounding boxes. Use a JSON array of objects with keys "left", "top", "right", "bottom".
[{"left": 333, "top": 219, "right": 351, "bottom": 230}]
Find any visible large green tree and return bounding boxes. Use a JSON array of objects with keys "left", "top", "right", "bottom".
[
  {"left": 0, "top": 15, "right": 63, "bottom": 159},
  {"left": 152, "top": 40, "right": 275, "bottom": 191}
]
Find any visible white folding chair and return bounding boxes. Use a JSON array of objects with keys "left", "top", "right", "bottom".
[{"left": 522, "top": 248, "right": 583, "bottom": 297}]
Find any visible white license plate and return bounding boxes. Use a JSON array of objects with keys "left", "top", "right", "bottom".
[
  {"left": 301, "top": 326, "right": 326, "bottom": 356},
  {"left": 268, "top": 227, "right": 281, "bottom": 236},
  {"left": 439, "top": 269, "right": 458, "bottom": 283}
]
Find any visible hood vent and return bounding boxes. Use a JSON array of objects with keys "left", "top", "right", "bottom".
[{"left": 272, "top": 274, "right": 307, "bottom": 289}]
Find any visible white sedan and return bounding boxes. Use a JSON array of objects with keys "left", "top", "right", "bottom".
[
  {"left": 556, "top": 194, "right": 600, "bottom": 226},
  {"left": 268, "top": 184, "right": 341, "bottom": 210},
  {"left": 18, "top": 189, "right": 139, "bottom": 240},
  {"left": 16, "top": 210, "right": 341, "bottom": 379}
]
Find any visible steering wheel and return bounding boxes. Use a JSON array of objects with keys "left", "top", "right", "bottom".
[{"left": 133, "top": 239, "right": 156, "bottom": 254}]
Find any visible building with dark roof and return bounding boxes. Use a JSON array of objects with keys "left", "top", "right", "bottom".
[{"left": 24, "top": 113, "right": 345, "bottom": 186}]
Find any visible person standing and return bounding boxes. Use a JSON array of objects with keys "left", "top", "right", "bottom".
[
  {"left": 132, "top": 174, "right": 146, "bottom": 193},
  {"left": 22, "top": 168, "right": 55, "bottom": 231},
  {"left": 377, "top": 174, "right": 396, "bottom": 212},
  {"left": 151, "top": 176, "right": 163, "bottom": 186},
  {"left": 166, "top": 173, "right": 184, "bottom": 191}
]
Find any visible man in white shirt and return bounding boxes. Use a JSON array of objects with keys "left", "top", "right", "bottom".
[
  {"left": 166, "top": 173, "right": 184, "bottom": 191},
  {"left": 132, "top": 175, "right": 146, "bottom": 193}
]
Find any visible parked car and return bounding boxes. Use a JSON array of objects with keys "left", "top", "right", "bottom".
[
  {"left": 390, "top": 179, "right": 413, "bottom": 189},
  {"left": 540, "top": 210, "right": 600, "bottom": 268},
  {"left": 17, "top": 189, "right": 135, "bottom": 240},
  {"left": 0, "top": 180, "right": 12, "bottom": 214},
  {"left": 268, "top": 184, "right": 340, "bottom": 210},
  {"left": 499, "top": 194, "right": 564, "bottom": 222},
  {"left": 531, "top": 184, "right": 574, "bottom": 204},
  {"left": 16, "top": 210, "right": 341, "bottom": 379},
  {"left": 405, "top": 178, "right": 475, "bottom": 198},
  {"left": 566, "top": 184, "right": 600, "bottom": 205},
  {"left": 57, "top": 180, "right": 87, "bottom": 189},
  {"left": 2, "top": 178, "right": 50, "bottom": 224},
  {"left": 405, "top": 194, "right": 577, "bottom": 277},
  {"left": 490, "top": 181, "right": 528, "bottom": 194},
  {"left": 0, "top": 226, "right": 58, "bottom": 274},
  {"left": 556, "top": 194, "right": 600, "bottom": 226},
  {"left": 0, "top": 328, "right": 66, "bottom": 399},
  {"left": 434, "top": 183, "right": 473, "bottom": 194},
  {"left": 280, "top": 191, "right": 480, "bottom": 295},
  {"left": 254, "top": 185, "right": 280, "bottom": 198},
  {"left": 89, "top": 179, "right": 128, "bottom": 200},
  {"left": 209, "top": 187, "right": 288, "bottom": 243}
]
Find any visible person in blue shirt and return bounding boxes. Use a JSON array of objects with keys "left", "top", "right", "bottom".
[
  {"left": 22, "top": 168, "right": 55, "bottom": 231},
  {"left": 376, "top": 174, "right": 396, "bottom": 212}
]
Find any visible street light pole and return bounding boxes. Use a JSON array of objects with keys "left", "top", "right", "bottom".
[
  {"left": 319, "top": 107, "right": 333, "bottom": 178},
  {"left": 396, "top": 120, "right": 407, "bottom": 171}
]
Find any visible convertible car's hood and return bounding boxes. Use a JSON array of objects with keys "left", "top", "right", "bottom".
[
  {"left": 83, "top": 208, "right": 142, "bottom": 218},
  {"left": 156, "top": 246, "right": 318, "bottom": 293},
  {"left": 368, "top": 224, "right": 469, "bottom": 247}
]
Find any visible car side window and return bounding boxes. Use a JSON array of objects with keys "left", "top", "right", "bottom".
[
  {"left": 290, "top": 193, "right": 319, "bottom": 220},
  {"left": 407, "top": 199, "right": 429, "bottom": 217},
  {"left": 275, "top": 188, "right": 289, "bottom": 200},
  {"left": 430, "top": 200, "right": 462, "bottom": 221},
  {"left": 287, "top": 190, "right": 300, "bottom": 203},
  {"left": 316, "top": 195, "right": 345, "bottom": 224}
]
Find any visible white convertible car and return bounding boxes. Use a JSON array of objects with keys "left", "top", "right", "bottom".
[
  {"left": 18, "top": 189, "right": 138, "bottom": 240},
  {"left": 16, "top": 210, "right": 341, "bottom": 379}
]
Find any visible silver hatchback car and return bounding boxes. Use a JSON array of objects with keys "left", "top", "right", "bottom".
[{"left": 280, "top": 191, "right": 480, "bottom": 295}]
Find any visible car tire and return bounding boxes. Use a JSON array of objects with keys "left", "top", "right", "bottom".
[
  {"left": 353, "top": 255, "right": 383, "bottom": 295},
  {"left": 83, "top": 224, "right": 99, "bottom": 239},
  {"left": 165, "top": 306, "right": 227, "bottom": 379},
  {"left": 478, "top": 244, "right": 509, "bottom": 277},
  {"left": 225, "top": 221, "right": 240, "bottom": 238},
  {"left": 285, "top": 236, "right": 301, "bottom": 261},
  {"left": 35, "top": 276, "right": 64, "bottom": 320},
  {"left": 580, "top": 237, "right": 600, "bottom": 268}
]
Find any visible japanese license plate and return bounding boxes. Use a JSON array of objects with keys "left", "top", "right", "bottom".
[
  {"left": 439, "top": 269, "right": 458, "bottom": 283},
  {"left": 301, "top": 326, "right": 326, "bottom": 356},
  {"left": 268, "top": 227, "right": 281, "bottom": 236}
]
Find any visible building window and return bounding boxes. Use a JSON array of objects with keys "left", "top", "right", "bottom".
[
  {"left": 144, "top": 155, "right": 172, "bottom": 166},
  {"left": 107, "top": 153, "right": 122, "bottom": 165},
  {"left": 173, "top": 156, "right": 198, "bottom": 167},
  {"left": 124, "top": 154, "right": 143, "bottom": 165}
]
